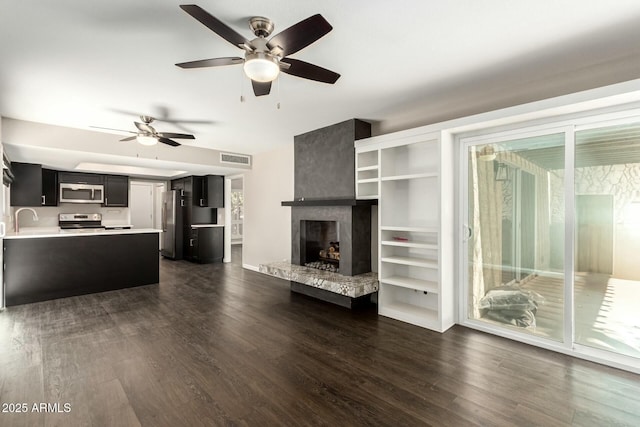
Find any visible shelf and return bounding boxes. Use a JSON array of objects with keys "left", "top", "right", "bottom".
[
  {"left": 381, "top": 256, "right": 438, "bottom": 269},
  {"left": 282, "top": 199, "right": 377, "bottom": 207},
  {"left": 379, "top": 301, "right": 438, "bottom": 325},
  {"left": 381, "top": 226, "right": 439, "bottom": 233},
  {"left": 381, "top": 172, "right": 438, "bottom": 181},
  {"left": 382, "top": 276, "right": 438, "bottom": 293},
  {"left": 356, "top": 150, "right": 379, "bottom": 169},
  {"left": 381, "top": 240, "right": 438, "bottom": 250},
  {"left": 357, "top": 178, "right": 378, "bottom": 184}
]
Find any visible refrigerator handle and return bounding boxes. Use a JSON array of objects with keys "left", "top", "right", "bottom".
[{"left": 161, "top": 203, "right": 166, "bottom": 232}]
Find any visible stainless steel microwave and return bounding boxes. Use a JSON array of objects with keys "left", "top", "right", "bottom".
[{"left": 59, "top": 183, "right": 104, "bottom": 203}]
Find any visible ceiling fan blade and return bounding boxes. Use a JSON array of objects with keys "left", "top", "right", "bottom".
[
  {"left": 251, "top": 80, "right": 272, "bottom": 97},
  {"left": 280, "top": 58, "right": 340, "bottom": 84},
  {"left": 90, "top": 126, "right": 135, "bottom": 134},
  {"left": 157, "top": 132, "right": 195, "bottom": 140},
  {"left": 134, "top": 122, "right": 155, "bottom": 133},
  {"left": 119, "top": 136, "right": 137, "bottom": 142},
  {"left": 158, "top": 137, "right": 181, "bottom": 147},
  {"left": 267, "top": 14, "right": 332, "bottom": 56},
  {"left": 176, "top": 57, "right": 244, "bottom": 69},
  {"left": 180, "top": 5, "right": 251, "bottom": 49}
]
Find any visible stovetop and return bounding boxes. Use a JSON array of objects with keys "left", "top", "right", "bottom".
[{"left": 58, "top": 213, "right": 103, "bottom": 229}]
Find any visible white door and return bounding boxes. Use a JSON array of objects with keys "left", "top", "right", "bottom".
[{"left": 130, "top": 182, "right": 154, "bottom": 229}]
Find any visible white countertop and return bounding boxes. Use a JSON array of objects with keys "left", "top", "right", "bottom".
[
  {"left": 4, "top": 227, "right": 161, "bottom": 239},
  {"left": 191, "top": 224, "right": 224, "bottom": 228}
]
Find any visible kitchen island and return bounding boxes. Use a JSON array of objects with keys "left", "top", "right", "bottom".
[{"left": 3, "top": 228, "right": 161, "bottom": 306}]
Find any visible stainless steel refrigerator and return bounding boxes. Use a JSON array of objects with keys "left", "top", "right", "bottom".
[{"left": 161, "top": 190, "right": 182, "bottom": 259}]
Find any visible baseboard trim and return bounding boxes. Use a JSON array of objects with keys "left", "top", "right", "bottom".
[{"left": 243, "top": 264, "right": 260, "bottom": 272}]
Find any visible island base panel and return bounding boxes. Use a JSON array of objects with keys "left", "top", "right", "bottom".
[{"left": 4, "top": 233, "right": 159, "bottom": 306}]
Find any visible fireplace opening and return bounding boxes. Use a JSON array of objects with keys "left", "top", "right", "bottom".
[{"left": 301, "top": 220, "right": 339, "bottom": 273}]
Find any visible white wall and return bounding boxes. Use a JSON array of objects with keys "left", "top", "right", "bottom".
[{"left": 242, "top": 143, "right": 294, "bottom": 271}]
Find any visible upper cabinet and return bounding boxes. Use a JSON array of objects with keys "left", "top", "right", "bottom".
[
  {"left": 41, "top": 168, "right": 58, "bottom": 206},
  {"left": 10, "top": 163, "right": 43, "bottom": 206},
  {"left": 104, "top": 175, "right": 129, "bottom": 207},
  {"left": 205, "top": 175, "right": 224, "bottom": 208},
  {"left": 10, "top": 164, "right": 132, "bottom": 207},
  {"left": 57, "top": 171, "right": 104, "bottom": 185},
  {"left": 192, "top": 175, "right": 224, "bottom": 208},
  {"left": 10, "top": 163, "right": 58, "bottom": 207}
]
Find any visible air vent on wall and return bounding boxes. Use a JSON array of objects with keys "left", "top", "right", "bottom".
[{"left": 220, "top": 153, "right": 251, "bottom": 166}]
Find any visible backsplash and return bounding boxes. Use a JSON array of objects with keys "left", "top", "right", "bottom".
[{"left": 11, "top": 204, "right": 129, "bottom": 229}]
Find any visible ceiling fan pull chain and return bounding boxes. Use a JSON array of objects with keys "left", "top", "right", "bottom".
[
  {"left": 276, "top": 77, "right": 281, "bottom": 110},
  {"left": 240, "top": 67, "right": 246, "bottom": 103}
]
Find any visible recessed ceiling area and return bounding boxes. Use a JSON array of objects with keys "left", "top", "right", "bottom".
[{"left": 1, "top": 1, "right": 640, "bottom": 174}]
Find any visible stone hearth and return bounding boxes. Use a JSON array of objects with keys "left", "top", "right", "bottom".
[{"left": 259, "top": 262, "right": 378, "bottom": 308}]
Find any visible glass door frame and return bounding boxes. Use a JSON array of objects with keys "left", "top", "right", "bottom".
[
  {"left": 459, "top": 124, "right": 576, "bottom": 354},
  {"left": 457, "top": 109, "right": 640, "bottom": 373}
]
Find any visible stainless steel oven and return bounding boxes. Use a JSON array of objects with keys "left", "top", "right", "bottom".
[
  {"left": 58, "top": 213, "right": 104, "bottom": 230},
  {"left": 59, "top": 183, "right": 104, "bottom": 203}
]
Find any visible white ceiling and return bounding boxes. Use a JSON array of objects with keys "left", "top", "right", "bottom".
[{"left": 2, "top": 1, "right": 640, "bottom": 173}]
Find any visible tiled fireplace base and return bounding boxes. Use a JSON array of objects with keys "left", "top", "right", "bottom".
[{"left": 259, "top": 261, "right": 378, "bottom": 308}]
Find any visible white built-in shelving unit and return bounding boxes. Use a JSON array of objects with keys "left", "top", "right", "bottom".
[
  {"left": 356, "top": 131, "right": 454, "bottom": 332},
  {"left": 355, "top": 150, "right": 379, "bottom": 199}
]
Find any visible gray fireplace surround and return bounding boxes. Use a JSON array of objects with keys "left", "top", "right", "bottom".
[
  {"left": 260, "top": 118, "right": 378, "bottom": 307},
  {"left": 291, "top": 205, "right": 371, "bottom": 276}
]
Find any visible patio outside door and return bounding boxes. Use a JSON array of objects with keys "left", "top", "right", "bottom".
[
  {"left": 464, "top": 131, "right": 566, "bottom": 342},
  {"left": 573, "top": 122, "right": 640, "bottom": 359},
  {"left": 462, "top": 119, "right": 640, "bottom": 367}
]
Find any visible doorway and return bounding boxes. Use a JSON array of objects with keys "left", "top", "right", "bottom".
[
  {"left": 226, "top": 175, "right": 244, "bottom": 265},
  {"left": 130, "top": 182, "right": 154, "bottom": 229}
]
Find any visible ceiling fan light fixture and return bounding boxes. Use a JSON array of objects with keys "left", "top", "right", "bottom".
[
  {"left": 137, "top": 135, "right": 158, "bottom": 146},
  {"left": 243, "top": 53, "right": 280, "bottom": 82}
]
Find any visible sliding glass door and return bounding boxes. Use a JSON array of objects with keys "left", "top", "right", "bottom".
[
  {"left": 462, "top": 117, "right": 640, "bottom": 366},
  {"left": 466, "top": 132, "right": 566, "bottom": 341},
  {"left": 574, "top": 122, "right": 640, "bottom": 359}
]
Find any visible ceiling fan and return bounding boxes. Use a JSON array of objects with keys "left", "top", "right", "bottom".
[
  {"left": 175, "top": 4, "right": 340, "bottom": 97},
  {"left": 92, "top": 116, "right": 195, "bottom": 147}
]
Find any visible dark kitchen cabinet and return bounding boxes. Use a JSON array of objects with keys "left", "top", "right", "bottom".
[
  {"left": 188, "top": 226, "right": 223, "bottom": 263},
  {"left": 170, "top": 176, "right": 219, "bottom": 261},
  {"left": 10, "top": 163, "right": 42, "bottom": 206},
  {"left": 170, "top": 177, "right": 190, "bottom": 260},
  {"left": 57, "top": 172, "right": 104, "bottom": 185},
  {"left": 10, "top": 163, "right": 58, "bottom": 207},
  {"left": 186, "top": 228, "right": 199, "bottom": 261},
  {"left": 41, "top": 168, "right": 58, "bottom": 206},
  {"left": 104, "top": 175, "right": 128, "bottom": 207},
  {"left": 183, "top": 176, "right": 193, "bottom": 197},
  {"left": 208, "top": 175, "right": 224, "bottom": 208},
  {"left": 171, "top": 178, "right": 185, "bottom": 195},
  {"left": 193, "top": 175, "right": 224, "bottom": 208},
  {"left": 182, "top": 195, "right": 193, "bottom": 257},
  {"left": 211, "top": 226, "right": 224, "bottom": 262},
  {"left": 192, "top": 176, "right": 205, "bottom": 207}
]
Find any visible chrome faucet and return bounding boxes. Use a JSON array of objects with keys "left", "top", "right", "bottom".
[{"left": 14, "top": 207, "right": 39, "bottom": 233}]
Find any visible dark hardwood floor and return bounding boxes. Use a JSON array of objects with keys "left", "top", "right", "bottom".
[{"left": 2, "top": 251, "right": 640, "bottom": 426}]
